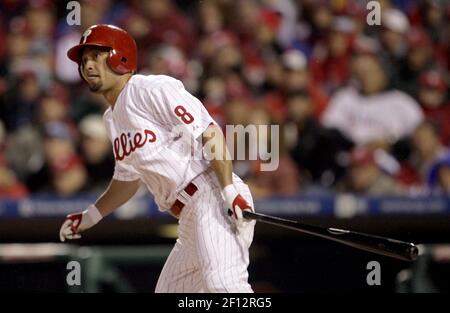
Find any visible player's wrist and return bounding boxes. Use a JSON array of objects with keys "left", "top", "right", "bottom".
[{"left": 83, "top": 204, "right": 103, "bottom": 227}]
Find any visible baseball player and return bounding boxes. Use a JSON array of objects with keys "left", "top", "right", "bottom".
[{"left": 59, "top": 24, "right": 256, "bottom": 293}]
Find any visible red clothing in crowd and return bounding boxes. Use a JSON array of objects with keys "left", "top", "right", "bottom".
[
  {"left": 310, "top": 53, "right": 351, "bottom": 94},
  {"left": 423, "top": 104, "right": 450, "bottom": 146}
]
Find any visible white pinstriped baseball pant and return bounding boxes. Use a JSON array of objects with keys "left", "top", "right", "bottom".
[{"left": 155, "top": 170, "right": 255, "bottom": 293}]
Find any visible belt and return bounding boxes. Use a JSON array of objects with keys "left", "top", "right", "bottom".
[{"left": 169, "top": 182, "right": 198, "bottom": 218}]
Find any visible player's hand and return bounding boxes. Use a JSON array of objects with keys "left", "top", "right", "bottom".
[
  {"left": 59, "top": 205, "right": 103, "bottom": 242},
  {"left": 223, "top": 184, "right": 253, "bottom": 227}
]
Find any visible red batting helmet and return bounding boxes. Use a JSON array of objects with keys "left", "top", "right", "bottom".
[{"left": 67, "top": 24, "right": 137, "bottom": 75}]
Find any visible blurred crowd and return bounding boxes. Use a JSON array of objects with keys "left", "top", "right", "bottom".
[{"left": 0, "top": 0, "right": 449, "bottom": 199}]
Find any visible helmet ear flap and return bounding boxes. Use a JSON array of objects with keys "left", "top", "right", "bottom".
[{"left": 107, "top": 49, "right": 129, "bottom": 74}]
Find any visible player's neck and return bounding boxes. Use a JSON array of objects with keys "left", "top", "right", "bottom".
[{"left": 103, "top": 74, "right": 133, "bottom": 108}]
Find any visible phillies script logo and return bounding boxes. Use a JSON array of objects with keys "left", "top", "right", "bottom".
[{"left": 113, "top": 129, "right": 156, "bottom": 161}]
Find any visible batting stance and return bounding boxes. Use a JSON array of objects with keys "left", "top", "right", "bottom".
[{"left": 59, "top": 24, "right": 256, "bottom": 293}]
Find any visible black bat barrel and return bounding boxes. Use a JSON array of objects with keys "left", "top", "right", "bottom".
[{"left": 242, "top": 211, "right": 419, "bottom": 262}]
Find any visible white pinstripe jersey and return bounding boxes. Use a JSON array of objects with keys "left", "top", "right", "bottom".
[{"left": 103, "top": 74, "right": 216, "bottom": 211}]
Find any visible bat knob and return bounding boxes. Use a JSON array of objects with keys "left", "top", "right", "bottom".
[{"left": 408, "top": 245, "right": 419, "bottom": 261}]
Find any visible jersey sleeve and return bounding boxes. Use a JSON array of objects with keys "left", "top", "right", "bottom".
[
  {"left": 147, "top": 79, "right": 217, "bottom": 140},
  {"left": 112, "top": 161, "right": 140, "bottom": 182}
]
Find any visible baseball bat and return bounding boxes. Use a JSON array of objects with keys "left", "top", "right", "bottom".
[{"left": 242, "top": 211, "right": 419, "bottom": 262}]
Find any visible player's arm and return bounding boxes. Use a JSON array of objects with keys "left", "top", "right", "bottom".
[
  {"left": 202, "top": 124, "right": 253, "bottom": 225},
  {"left": 152, "top": 79, "right": 252, "bottom": 222},
  {"left": 202, "top": 124, "right": 233, "bottom": 188},
  {"left": 59, "top": 178, "right": 140, "bottom": 242}
]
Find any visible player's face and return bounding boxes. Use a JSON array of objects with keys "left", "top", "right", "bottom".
[{"left": 80, "top": 47, "right": 116, "bottom": 92}]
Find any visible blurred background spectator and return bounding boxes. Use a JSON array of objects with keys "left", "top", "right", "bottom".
[
  {"left": 321, "top": 45, "right": 424, "bottom": 150},
  {"left": 78, "top": 114, "right": 114, "bottom": 194},
  {"left": 0, "top": 0, "right": 448, "bottom": 199},
  {"left": 427, "top": 153, "right": 450, "bottom": 194},
  {"left": 338, "top": 147, "right": 405, "bottom": 195},
  {"left": 410, "top": 120, "right": 449, "bottom": 185},
  {"left": 0, "top": 119, "right": 28, "bottom": 198},
  {"left": 41, "top": 121, "right": 87, "bottom": 195}
]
